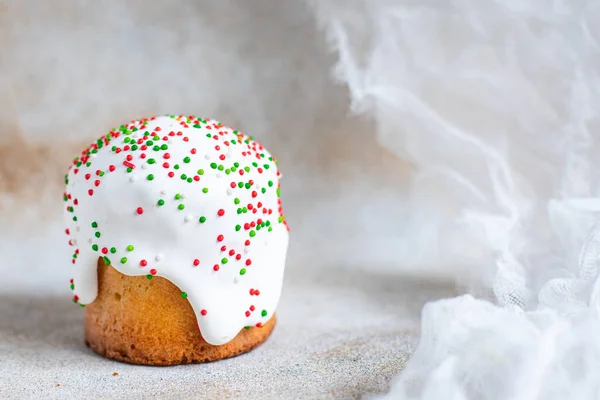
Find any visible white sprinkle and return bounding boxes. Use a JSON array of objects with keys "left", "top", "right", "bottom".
[
  {"left": 244, "top": 246, "right": 251, "bottom": 254},
  {"left": 180, "top": 193, "right": 186, "bottom": 199},
  {"left": 184, "top": 214, "right": 193, "bottom": 222},
  {"left": 76, "top": 226, "right": 80, "bottom": 232},
  {"left": 205, "top": 154, "right": 211, "bottom": 160},
  {"left": 72, "top": 239, "right": 78, "bottom": 246},
  {"left": 226, "top": 188, "right": 233, "bottom": 196},
  {"left": 88, "top": 238, "right": 93, "bottom": 244},
  {"left": 233, "top": 276, "right": 239, "bottom": 284},
  {"left": 130, "top": 175, "right": 138, "bottom": 182},
  {"left": 216, "top": 172, "right": 222, "bottom": 178},
  {"left": 160, "top": 189, "right": 167, "bottom": 195},
  {"left": 155, "top": 253, "right": 163, "bottom": 262},
  {"left": 142, "top": 163, "right": 148, "bottom": 169}
]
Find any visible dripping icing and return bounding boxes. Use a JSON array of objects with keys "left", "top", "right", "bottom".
[{"left": 63, "top": 115, "right": 289, "bottom": 345}]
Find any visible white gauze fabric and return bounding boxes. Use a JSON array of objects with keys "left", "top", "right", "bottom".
[{"left": 310, "top": 0, "right": 600, "bottom": 398}]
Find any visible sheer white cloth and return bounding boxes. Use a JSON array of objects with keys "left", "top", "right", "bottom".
[{"left": 309, "top": 0, "right": 600, "bottom": 398}]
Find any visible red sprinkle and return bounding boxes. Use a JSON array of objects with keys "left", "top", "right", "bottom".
[
  {"left": 217, "top": 235, "right": 224, "bottom": 242},
  {"left": 201, "top": 309, "right": 207, "bottom": 316},
  {"left": 136, "top": 207, "right": 144, "bottom": 215},
  {"left": 245, "top": 311, "right": 251, "bottom": 317},
  {"left": 250, "top": 305, "right": 255, "bottom": 311},
  {"left": 109, "top": 165, "right": 116, "bottom": 172},
  {"left": 140, "top": 260, "right": 148, "bottom": 267},
  {"left": 150, "top": 269, "right": 157, "bottom": 275},
  {"left": 217, "top": 209, "right": 225, "bottom": 216},
  {"left": 213, "top": 264, "right": 220, "bottom": 271},
  {"left": 191, "top": 148, "right": 197, "bottom": 154},
  {"left": 88, "top": 189, "right": 94, "bottom": 196},
  {"left": 193, "top": 259, "right": 200, "bottom": 266},
  {"left": 246, "top": 259, "right": 252, "bottom": 266}
]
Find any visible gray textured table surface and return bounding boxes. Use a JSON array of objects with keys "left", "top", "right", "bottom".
[{"left": 0, "top": 223, "right": 454, "bottom": 399}]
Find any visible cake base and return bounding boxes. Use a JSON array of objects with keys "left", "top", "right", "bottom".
[{"left": 84, "top": 258, "right": 276, "bottom": 366}]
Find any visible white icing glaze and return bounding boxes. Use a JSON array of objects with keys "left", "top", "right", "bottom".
[{"left": 63, "top": 115, "right": 289, "bottom": 345}]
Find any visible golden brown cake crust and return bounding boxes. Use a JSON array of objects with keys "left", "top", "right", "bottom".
[{"left": 84, "top": 258, "right": 276, "bottom": 366}]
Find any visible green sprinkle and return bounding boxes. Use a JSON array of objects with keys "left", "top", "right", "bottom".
[
  {"left": 252, "top": 162, "right": 258, "bottom": 167},
  {"left": 234, "top": 198, "right": 240, "bottom": 205},
  {"left": 180, "top": 174, "right": 187, "bottom": 180},
  {"left": 111, "top": 146, "right": 117, "bottom": 151},
  {"left": 244, "top": 326, "right": 250, "bottom": 330},
  {"left": 92, "top": 244, "right": 98, "bottom": 251},
  {"left": 184, "top": 156, "right": 191, "bottom": 163},
  {"left": 181, "top": 292, "right": 188, "bottom": 299},
  {"left": 234, "top": 162, "right": 240, "bottom": 168},
  {"left": 95, "top": 232, "right": 101, "bottom": 238},
  {"left": 72, "top": 216, "right": 77, "bottom": 222},
  {"left": 278, "top": 216, "right": 284, "bottom": 223},
  {"left": 238, "top": 182, "right": 244, "bottom": 188},
  {"left": 120, "top": 257, "right": 127, "bottom": 264},
  {"left": 127, "top": 245, "right": 134, "bottom": 251},
  {"left": 221, "top": 258, "right": 228, "bottom": 264},
  {"left": 131, "top": 144, "right": 138, "bottom": 151},
  {"left": 240, "top": 268, "right": 247, "bottom": 275},
  {"left": 110, "top": 247, "right": 116, "bottom": 254},
  {"left": 237, "top": 208, "right": 243, "bottom": 214},
  {"left": 174, "top": 164, "right": 180, "bottom": 170},
  {"left": 124, "top": 137, "right": 131, "bottom": 143},
  {"left": 266, "top": 220, "right": 271, "bottom": 226},
  {"left": 268, "top": 181, "right": 273, "bottom": 187},
  {"left": 197, "top": 169, "right": 204, "bottom": 175},
  {"left": 268, "top": 227, "right": 273, "bottom": 232},
  {"left": 127, "top": 167, "right": 132, "bottom": 173},
  {"left": 210, "top": 162, "right": 217, "bottom": 169},
  {"left": 147, "top": 174, "right": 154, "bottom": 181},
  {"left": 157, "top": 199, "right": 165, "bottom": 206},
  {"left": 244, "top": 166, "right": 250, "bottom": 172},
  {"left": 146, "top": 274, "right": 153, "bottom": 280},
  {"left": 199, "top": 216, "right": 206, "bottom": 223},
  {"left": 91, "top": 221, "right": 98, "bottom": 228},
  {"left": 249, "top": 230, "right": 256, "bottom": 237},
  {"left": 178, "top": 204, "right": 185, "bottom": 210},
  {"left": 225, "top": 169, "right": 231, "bottom": 175},
  {"left": 103, "top": 256, "right": 111, "bottom": 265},
  {"left": 235, "top": 224, "right": 241, "bottom": 231},
  {"left": 153, "top": 135, "right": 160, "bottom": 141},
  {"left": 98, "top": 171, "right": 105, "bottom": 177},
  {"left": 245, "top": 182, "right": 251, "bottom": 189},
  {"left": 243, "top": 207, "right": 248, "bottom": 213},
  {"left": 202, "top": 188, "right": 209, "bottom": 193},
  {"left": 218, "top": 165, "right": 224, "bottom": 171},
  {"left": 70, "top": 284, "right": 75, "bottom": 290},
  {"left": 261, "top": 188, "right": 266, "bottom": 194},
  {"left": 261, "top": 310, "right": 267, "bottom": 317},
  {"left": 153, "top": 145, "right": 160, "bottom": 151},
  {"left": 264, "top": 164, "right": 270, "bottom": 169},
  {"left": 148, "top": 158, "right": 156, "bottom": 164},
  {"left": 146, "top": 140, "right": 154, "bottom": 146},
  {"left": 187, "top": 177, "right": 193, "bottom": 183},
  {"left": 277, "top": 188, "right": 280, "bottom": 197},
  {"left": 175, "top": 193, "right": 182, "bottom": 200},
  {"left": 72, "top": 253, "right": 77, "bottom": 259}
]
